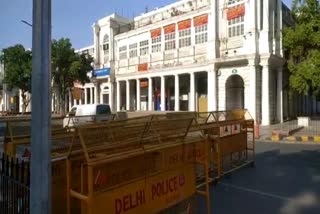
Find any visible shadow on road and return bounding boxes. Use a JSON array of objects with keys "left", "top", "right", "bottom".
[{"left": 199, "top": 142, "right": 320, "bottom": 214}]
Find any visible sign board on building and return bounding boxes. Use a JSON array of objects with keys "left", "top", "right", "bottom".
[
  {"left": 178, "top": 19, "right": 191, "bottom": 30},
  {"left": 138, "top": 63, "right": 148, "bottom": 72},
  {"left": 151, "top": 28, "right": 161, "bottom": 38},
  {"left": 193, "top": 14, "right": 208, "bottom": 27},
  {"left": 227, "top": 4, "right": 245, "bottom": 20},
  {"left": 164, "top": 24, "right": 176, "bottom": 34},
  {"left": 93, "top": 68, "right": 110, "bottom": 77}
]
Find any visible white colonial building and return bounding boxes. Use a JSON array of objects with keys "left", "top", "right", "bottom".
[{"left": 71, "top": 0, "right": 320, "bottom": 125}]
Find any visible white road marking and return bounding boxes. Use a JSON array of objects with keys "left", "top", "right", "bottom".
[{"left": 219, "top": 182, "right": 293, "bottom": 201}]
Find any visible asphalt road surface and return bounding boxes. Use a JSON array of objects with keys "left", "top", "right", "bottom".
[{"left": 199, "top": 142, "right": 320, "bottom": 214}]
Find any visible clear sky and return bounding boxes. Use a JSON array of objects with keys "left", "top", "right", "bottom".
[{"left": 0, "top": 0, "right": 292, "bottom": 51}]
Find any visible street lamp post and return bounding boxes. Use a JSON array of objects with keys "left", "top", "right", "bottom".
[
  {"left": 30, "top": 0, "right": 52, "bottom": 213},
  {"left": 21, "top": 20, "right": 33, "bottom": 27}
]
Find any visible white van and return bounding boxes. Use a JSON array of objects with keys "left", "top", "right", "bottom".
[{"left": 63, "top": 104, "right": 113, "bottom": 127}]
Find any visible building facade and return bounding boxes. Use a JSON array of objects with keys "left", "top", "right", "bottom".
[{"left": 73, "top": 0, "right": 319, "bottom": 125}]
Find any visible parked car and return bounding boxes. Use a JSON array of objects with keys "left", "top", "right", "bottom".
[{"left": 63, "top": 104, "right": 113, "bottom": 127}]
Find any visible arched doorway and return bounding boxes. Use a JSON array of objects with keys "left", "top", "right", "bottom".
[{"left": 225, "top": 75, "right": 244, "bottom": 110}]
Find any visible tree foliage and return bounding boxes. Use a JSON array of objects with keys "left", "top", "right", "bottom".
[
  {"left": 283, "top": 0, "right": 320, "bottom": 97},
  {"left": 0, "top": 44, "right": 32, "bottom": 112},
  {"left": 51, "top": 38, "right": 93, "bottom": 113}
]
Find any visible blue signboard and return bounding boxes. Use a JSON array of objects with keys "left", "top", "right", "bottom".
[{"left": 93, "top": 68, "right": 110, "bottom": 77}]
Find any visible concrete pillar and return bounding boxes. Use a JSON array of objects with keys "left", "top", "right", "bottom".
[
  {"left": 117, "top": 81, "right": 121, "bottom": 111},
  {"left": 174, "top": 74, "right": 180, "bottom": 111},
  {"left": 93, "top": 24, "right": 100, "bottom": 66},
  {"left": 84, "top": 87, "right": 88, "bottom": 104},
  {"left": 161, "top": 76, "right": 165, "bottom": 111},
  {"left": 50, "top": 93, "right": 55, "bottom": 113},
  {"left": 69, "top": 90, "right": 72, "bottom": 110},
  {"left": 110, "top": 83, "right": 113, "bottom": 109},
  {"left": 100, "top": 87, "right": 103, "bottom": 104},
  {"left": 262, "top": 64, "right": 270, "bottom": 125},
  {"left": 189, "top": 72, "right": 195, "bottom": 111},
  {"left": 277, "top": 67, "right": 283, "bottom": 123},
  {"left": 73, "top": 98, "right": 77, "bottom": 106},
  {"left": 207, "top": 70, "right": 217, "bottom": 112},
  {"left": 260, "top": 0, "right": 270, "bottom": 54},
  {"left": 126, "top": 80, "right": 130, "bottom": 110},
  {"left": 263, "top": 0, "right": 270, "bottom": 30},
  {"left": 95, "top": 84, "right": 99, "bottom": 104},
  {"left": 249, "top": 62, "right": 257, "bottom": 122},
  {"left": 90, "top": 87, "right": 93, "bottom": 104},
  {"left": 136, "top": 79, "right": 141, "bottom": 111},
  {"left": 148, "top": 77, "right": 153, "bottom": 111}
]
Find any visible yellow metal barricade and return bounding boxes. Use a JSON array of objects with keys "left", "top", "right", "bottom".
[
  {"left": 66, "top": 117, "right": 211, "bottom": 214},
  {"left": 201, "top": 109, "right": 255, "bottom": 179}
]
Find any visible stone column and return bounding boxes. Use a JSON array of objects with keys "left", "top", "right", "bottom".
[
  {"left": 249, "top": 60, "right": 257, "bottom": 122},
  {"left": 207, "top": 70, "right": 217, "bottom": 112},
  {"left": 189, "top": 72, "right": 195, "bottom": 111},
  {"left": 116, "top": 81, "right": 121, "bottom": 111},
  {"left": 148, "top": 77, "right": 153, "bottom": 111},
  {"left": 126, "top": 80, "right": 130, "bottom": 110},
  {"left": 84, "top": 88, "right": 88, "bottom": 104},
  {"left": 109, "top": 83, "right": 113, "bottom": 109},
  {"left": 174, "top": 74, "right": 180, "bottom": 111},
  {"left": 277, "top": 67, "right": 283, "bottom": 123},
  {"left": 68, "top": 90, "right": 72, "bottom": 110},
  {"left": 161, "top": 76, "right": 165, "bottom": 111},
  {"left": 262, "top": 64, "right": 270, "bottom": 125},
  {"left": 90, "top": 87, "right": 93, "bottom": 104},
  {"left": 95, "top": 84, "right": 99, "bottom": 104},
  {"left": 136, "top": 79, "right": 141, "bottom": 111},
  {"left": 259, "top": 0, "right": 270, "bottom": 54}
]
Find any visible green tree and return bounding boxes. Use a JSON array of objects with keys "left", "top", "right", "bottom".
[
  {"left": 51, "top": 38, "right": 93, "bottom": 114},
  {"left": 283, "top": 0, "right": 320, "bottom": 97},
  {"left": 0, "top": 44, "right": 32, "bottom": 113}
]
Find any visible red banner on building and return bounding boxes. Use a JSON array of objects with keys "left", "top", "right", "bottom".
[
  {"left": 164, "top": 24, "right": 176, "bottom": 34},
  {"left": 151, "top": 28, "right": 161, "bottom": 38},
  {"left": 193, "top": 14, "right": 208, "bottom": 27},
  {"left": 227, "top": 4, "right": 245, "bottom": 20},
  {"left": 178, "top": 19, "right": 191, "bottom": 30},
  {"left": 138, "top": 63, "right": 148, "bottom": 72}
]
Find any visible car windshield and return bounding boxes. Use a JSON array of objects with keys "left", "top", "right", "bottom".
[{"left": 96, "top": 105, "right": 110, "bottom": 115}]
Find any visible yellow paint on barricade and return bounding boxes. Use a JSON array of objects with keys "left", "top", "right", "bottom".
[
  {"left": 90, "top": 165, "right": 196, "bottom": 214},
  {"left": 301, "top": 136, "right": 309, "bottom": 142},
  {"left": 66, "top": 117, "right": 211, "bottom": 214},
  {"left": 197, "top": 109, "right": 255, "bottom": 179},
  {"left": 314, "top": 136, "right": 320, "bottom": 142}
]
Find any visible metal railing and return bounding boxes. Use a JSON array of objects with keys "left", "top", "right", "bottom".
[{"left": 0, "top": 153, "right": 30, "bottom": 214}]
